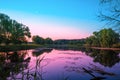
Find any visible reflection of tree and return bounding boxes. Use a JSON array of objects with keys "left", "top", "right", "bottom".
[
  {"left": 84, "top": 48, "right": 93, "bottom": 55},
  {"left": 32, "top": 48, "right": 53, "bottom": 57},
  {"left": 0, "top": 51, "right": 30, "bottom": 80},
  {"left": 0, "top": 49, "right": 51, "bottom": 80},
  {"left": 14, "top": 50, "right": 48, "bottom": 80},
  {"left": 90, "top": 50, "right": 120, "bottom": 67},
  {"left": 60, "top": 49, "right": 118, "bottom": 80}
]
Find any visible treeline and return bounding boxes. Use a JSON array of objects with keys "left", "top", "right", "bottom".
[
  {"left": 85, "top": 28, "right": 120, "bottom": 48},
  {"left": 54, "top": 39, "right": 85, "bottom": 45},
  {"left": 0, "top": 13, "right": 31, "bottom": 45},
  {"left": 32, "top": 35, "right": 85, "bottom": 45},
  {"left": 32, "top": 36, "right": 53, "bottom": 44},
  {"left": 32, "top": 28, "right": 120, "bottom": 48},
  {"left": 1, "top": 13, "right": 119, "bottom": 48}
]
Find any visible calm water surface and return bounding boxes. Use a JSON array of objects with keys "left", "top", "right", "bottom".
[{"left": 0, "top": 48, "right": 120, "bottom": 80}]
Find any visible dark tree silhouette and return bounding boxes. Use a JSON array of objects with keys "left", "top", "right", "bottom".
[{"left": 32, "top": 35, "right": 44, "bottom": 44}]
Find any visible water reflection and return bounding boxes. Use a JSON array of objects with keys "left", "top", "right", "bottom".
[
  {"left": 88, "top": 49, "right": 120, "bottom": 67},
  {"left": 0, "top": 51, "right": 29, "bottom": 80},
  {"left": 0, "top": 48, "right": 120, "bottom": 80}
]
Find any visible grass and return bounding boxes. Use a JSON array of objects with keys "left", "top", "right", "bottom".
[
  {"left": 0, "top": 44, "right": 43, "bottom": 52},
  {"left": 91, "top": 47, "right": 120, "bottom": 50},
  {"left": 0, "top": 43, "right": 85, "bottom": 52}
]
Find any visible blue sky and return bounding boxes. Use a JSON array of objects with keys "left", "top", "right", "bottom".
[{"left": 0, "top": 0, "right": 101, "bottom": 40}]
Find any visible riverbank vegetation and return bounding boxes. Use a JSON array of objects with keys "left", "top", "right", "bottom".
[
  {"left": 85, "top": 28, "right": 120, "bottom": 48},
  {"left": 32, "top": 28, "right": 120, "bottom": 49},
  {"left": 0, "top": 44, "right": 43, "bottom": 52}
]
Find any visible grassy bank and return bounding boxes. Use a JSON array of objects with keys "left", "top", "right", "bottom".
[
  {"left": 0, "top": 44, "right": 83, "bottom": 52},
  {"left": 0, "top": 44, "right": 43, "bottom": 52},
  {"left": 91, "top": 47, "right": 120, "bottom": 50},
  {"left": 2, "top": 44, "right": 120, "bottom": 52}
]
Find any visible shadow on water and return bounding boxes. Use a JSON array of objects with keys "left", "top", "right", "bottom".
[
  {"left": 32, "top": 48, "right": 53, "bottom": 57},
  {"left": 0, "top": 51, "right": 30, "bottom": 80},
  {"left": 53, "top": 47, "right": 120, "bottom": 67},
  {"left": 58, "top": 48, "right": 120, "bottom": 80},
  {"left": 0, "top": 48, "right": 53, "bottom": 80},
  {"left": 87, "top": 49, "right": 120, "bottom": 67}
]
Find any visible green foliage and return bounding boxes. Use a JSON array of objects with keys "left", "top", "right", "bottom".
[
  {"left": 32, "top": 36, "right": 54, "bottom": 45},
  {"left": 99, "top": 28, "right": 119, "bottom": 47},
  {"left": 0, "top": 13, "right": 31, "bottom": 44},
  {"left": 85, "top": 28, "right": 119, "bottom": 48},
  {"left": 85, "top": 35, "right": 100, "bottom": 47},
  {"left": 54, "top": 39, "right": 85, "bottom": 46},
  {"left": 32, "top": 35, "right": 45, "bottom": 44},
  {"left": 44, "top": 37, "right": 53, "bottom": 44}
]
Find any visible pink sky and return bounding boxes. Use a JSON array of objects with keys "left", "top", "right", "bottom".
[
  {"left": 28, "top": 20, "right": 90, "bottom": 40},
  {"left": 1, "top": 10, "right": 97, "bottom": 40}
]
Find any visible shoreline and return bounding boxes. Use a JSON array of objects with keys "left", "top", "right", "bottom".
[
  {"left": 0, "top": 44, "right": 43, "bottom": 52},
  {"left": 91, "top": 47, "right": 120, "bottom": 50},
  {"left": 1, "top": 44, "right": 120, "bottom": 52}
]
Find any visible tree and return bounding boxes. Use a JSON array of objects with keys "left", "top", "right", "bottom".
[
  {"left": 32, "top": 35, "right": 44, "bottom": 44},
  {"left": 0, "top": 13, "right": 31, "bottom": 44},
  {"left": 85, "top": 36, "right": 95, "bottom": 47},
  {"left": 99, "top": 28, "right": 119, "bottom": 47},
  {"left": 85, "top": 28, "right": 119, "bottom": 47},
  {"left": 99, "top": 0, "right": 120, "bottom": 32},
  {"left": 0, "top": 13, "right": 11, "bottom": 44},
  {"left": 10, "top": 20, "right": 31, "bottom": 44},
  {"left": 44, "top": 37, "right": 53, "bottom": 44}
]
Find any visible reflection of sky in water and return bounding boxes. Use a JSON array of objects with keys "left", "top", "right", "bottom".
[{"left": 5, "top": 49, "right": 120, "bottom": 80}]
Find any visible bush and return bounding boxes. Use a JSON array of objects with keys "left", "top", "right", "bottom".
[{"left": 112, "top": 43, "right": 120, "bottom": 48}]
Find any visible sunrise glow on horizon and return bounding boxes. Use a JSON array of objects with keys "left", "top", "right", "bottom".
[{"left": 0, "top": 0, "right": 101, "bottom": 40}]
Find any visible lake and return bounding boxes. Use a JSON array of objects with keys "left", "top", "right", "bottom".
[{"left": 0, "top": 48, "right": 120, "bottom": 80}]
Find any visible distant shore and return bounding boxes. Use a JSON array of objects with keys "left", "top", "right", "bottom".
[{"left": 91, "top": 47, "right": 120, "bottom": 50}]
